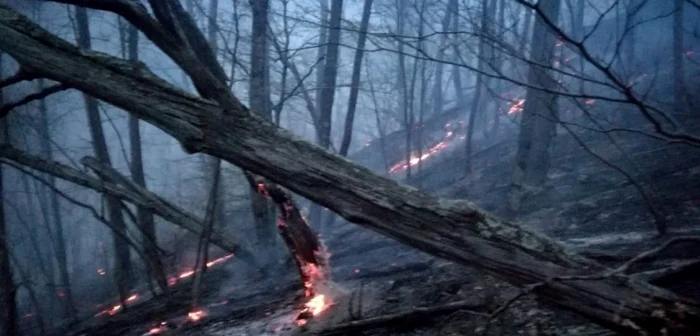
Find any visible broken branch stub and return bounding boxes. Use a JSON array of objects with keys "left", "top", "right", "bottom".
[{"left": 1, "top": 5, "right": 699, "bottom": 334}]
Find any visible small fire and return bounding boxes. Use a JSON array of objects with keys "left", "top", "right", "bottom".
[
  {"left": 147, "top": 322, "right": 168, "bottom": 335},
  {"left": 97, "top": 268, "right": 106, "bottom": 275},
  {"left": 508, "top": 98, "right": 525, "bottom": 114},
  {"left": 178, "top": 270, "right": 194, "bottom": 279},
  {"left": 187, "top": 309, "right": 206, "bottom": 322},
  {"left": 126, "top": 294, "right": 139, "bottom": 303},
  {"left": 108, "top": 304, "right": 122, "bottom": 316},
  {"left": 585, "top": 99, "right": 596, "bottom": 105},
  {"left": 206, "top": 253, "right": 234, "bottom": 268},
  {"left": 555, "top": 38, "right": 564, "bottom": 47}
]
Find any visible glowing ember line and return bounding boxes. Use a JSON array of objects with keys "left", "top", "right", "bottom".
[{"left": 178, "top": 270, "right": 194, "bottom": 279}]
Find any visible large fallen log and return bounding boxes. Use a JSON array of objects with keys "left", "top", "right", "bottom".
[
  {"left": 1, "top": 4, "right": 699, "bottom": 334},
  {"left": 0, "top": 146, "right": 254, "bottom": 263}
]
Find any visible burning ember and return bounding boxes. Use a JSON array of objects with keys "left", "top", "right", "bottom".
[
  {"left": 145, "top": 322, "right": 168, "bottom": 335},
  {"left": 178, "top": 270, "right": 194, "bottom": 279},
  {"left": 187, "top": 309, "right": 206, "bottom": 322},
  {"left": 508, "top": 98, "right": 525, "bottom": 114},
  {"left": 126, "top": 294, "right": 139, "bottom": 303},
  {"left": 107, "top": 304, "right": 122, "bottom": 316}
]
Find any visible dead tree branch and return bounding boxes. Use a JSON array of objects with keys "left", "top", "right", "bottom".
[
  {"left": 0, "top": 145, "right": 254, "bottom": 263},
  {"left": 0, "top": 83, "right": 70, "bottom": 118},
  {"left": 1, "top": 4, "right": 699, "bottom": 334}
]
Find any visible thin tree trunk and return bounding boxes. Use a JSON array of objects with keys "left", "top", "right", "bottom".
[
  {"left": 465, "top": 0, "right": 494, "bottom": 174},
  {"left": 431, "top": 0, "right": 453, "bottom": 117},
  {"left": 249, "top": 0, "right": 280, "bottom": 270},
  {"left": 310, "top": 0, "right": 343, "bottom": 233},
  {"left": 122, "top": 22, "right": 168, "bottom": 293},
  {"left": 396, "top": 0, "right": 412, "bottom": 178},
  {"left": 314, "top": 0, "right": 329, "bottom": 137},
  {"left": 36, "top": 78, "right": 77, "bottom": 319},
  {"left": 0, "top": 54, "right": 18, "bottom": 336},
  {"left": 191, "top": 158, "right": 220, "bottom": 309},
  {"left": 203, "top": 0, "right": 225, "bottom": 264},
  {"left": 75, "top": 7, "right": 133, "bottom": 303},
  {"left": 450, "top": 0, "right": 465, "bottom": 111},
  {"left": 338, "top": 0, "right": 372, "bottom": 156}
]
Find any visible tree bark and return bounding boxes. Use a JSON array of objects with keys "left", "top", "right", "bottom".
[
  {"left": 309, "top": 0, "right": 343, "bottom": 232},
  {"left": 430, "top": 0, "right": 453, "bottom": 117},
  {"left": 75, "top": 6, "right": 133, "bottom": 301},
  {"left": 2, "top": 4, "right": 700, "bottom": 333},
  {"left": 509, "top": 0, "right": 561, "bottom": 210},
  {"left": 249, "top": 0, "right": 281, "bottom": 270},
  {"left": 465, "top": 0, "right": 495, "bottom": 174},
  {"left": 338, "top": 0, "right": 371, "bottom": 157},
  {"left": 0, "top": 52, "right": 19, "bottom": 336}
]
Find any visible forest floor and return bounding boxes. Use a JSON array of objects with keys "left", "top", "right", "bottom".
[{"left": 69, "top": 113, "right": 700, "bottom": 336}]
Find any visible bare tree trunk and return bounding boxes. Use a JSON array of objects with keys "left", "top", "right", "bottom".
[
  {"left": 75, "top": 7, "right": 133, "bottom": 302},
  {"left": 431, "top": 0, "right": 454, "bottom": 117},
  {"left": 249, "top": 0, "right": 280, "bottom": 269},
  {"left": 36, "top": 78, "right": 77, "bottom": 319},
  {"left": 450, "top": 0, "right": 464, "bottom": 111},
  {"left": 509, "top": 0, "right": 561, "bottom": 210},
  {"left": 122, "top": 22, "right": 168, "bottom": 293},
  {"left": 203, "top": 0, "right": 226, "bottom": 256},
  {"left": 465, "top": 0, "right": 495, "bottom": 174},
  {"left": 0, "top": 55, "right": 18, "bottom": 336},
  {"left": 314, "top": 0, "right": 329, "bottom": 134},
  {"left": 396, "top": 0, "right": 412, "bottom": 178},
  {"left": 191, "top": 158, "right": 220, "bottom": 309},
  {"left": 338, "top": 0, "right": 372, "bottom": 157},
  {"left": 310, "top": 0, "right": 343, "bottom": 233},
  {"left": 3, "top": 5, "right": 700, "bottom": 333}
]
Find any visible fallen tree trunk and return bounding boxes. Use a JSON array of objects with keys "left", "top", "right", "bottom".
[
  {"left": 0, "top": 146, "right": 254, "bottom": 263},
  {"left": 1, "top": 4, "right": 699, "bottom": 334}
]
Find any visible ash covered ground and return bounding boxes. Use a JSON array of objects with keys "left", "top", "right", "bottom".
[{"left": 68, "top": 110, "right": 700, "bottom": 336}]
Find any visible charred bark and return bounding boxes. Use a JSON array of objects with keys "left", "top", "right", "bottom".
[{"left": 2, "top": 4, "right": 700, "bottom": 333}]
